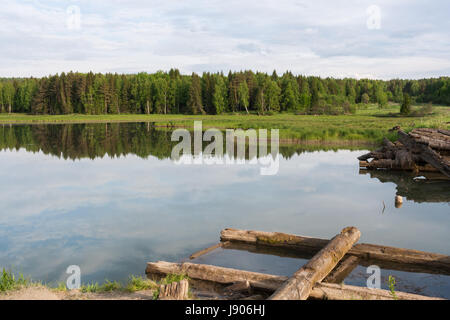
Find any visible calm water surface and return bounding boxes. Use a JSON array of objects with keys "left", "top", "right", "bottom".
[{"left": 0, "top": 123, "right": 449, "bottom": 297}]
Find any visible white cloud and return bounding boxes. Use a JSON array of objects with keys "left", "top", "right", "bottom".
[{"left": 0, "top": 0, "right": 449, "bottom": 79}]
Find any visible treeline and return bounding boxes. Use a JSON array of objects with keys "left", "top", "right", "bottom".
[{"left": 0, "top": 70, "right": 449, "bottom": 116}]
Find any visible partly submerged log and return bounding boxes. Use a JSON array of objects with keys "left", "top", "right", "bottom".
[
  {"left": 269, "top": 227, "right": 361, "bottom": 300},
  {"left": 323, "top": 256, "right": 360, "bottom": 284},
  {"left": 145, "top": 261, "right": 443, "bottom": 300},
  {"left": 359, "top": 129, "right": 450, "bottom": 177},
  {"left": 190, "top": 243, "right": 223, "bottom": 260},
  {"left": 220, "top": 228, "right": 450, "bottom": 275}
]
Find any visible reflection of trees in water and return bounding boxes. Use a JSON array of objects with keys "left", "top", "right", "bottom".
[
  {"left": 360, "top": 169, "right": 450, "bottom": 204},
  {"left": 0, "top": 123, "right": 175, "bottom": 160},
  {"left": 0, "top": 123, "right": 368, "bottom": 161}
]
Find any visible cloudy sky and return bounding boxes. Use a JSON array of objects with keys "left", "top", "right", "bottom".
[{"left": 1, "top": 0, "right": 449, "bottom": 79}]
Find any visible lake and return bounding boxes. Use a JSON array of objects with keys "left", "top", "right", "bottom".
[{"left": 0, "top": 123, "right": 449, "bottom": 298}]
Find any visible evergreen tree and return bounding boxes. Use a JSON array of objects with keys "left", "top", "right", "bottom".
[
  {"left": 400, "top": 93, "right": 411, "bottom": 115},
  {"left": 188, "top": 73, "right": 204, "bottom": 114},
  {"left": 361, "top": 93, "right": 370, "bottom": 104}
]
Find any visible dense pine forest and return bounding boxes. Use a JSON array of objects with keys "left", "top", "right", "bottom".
[{"left": 0, "top": 70, "right": 449, "bottom": 116}]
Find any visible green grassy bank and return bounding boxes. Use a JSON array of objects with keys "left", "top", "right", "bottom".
[{"left": 0, "top": 104, "right": 448, "bottom": 143}]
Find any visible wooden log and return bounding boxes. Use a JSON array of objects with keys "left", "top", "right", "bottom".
[
  {"left": 358, "top": 129, "right": 450, "bottom": 175},
  {"left": 360, "top": 158, "right": 438, "bottom": 172},
  {"left": 409, "top": 133, "right": 450, "bottom": 151},
  {"left": 145, "top": 261, "right": 444, "bottom": 300},
  {"left": 357, "top": 138, "right": 396, "bottom": 161},
  {"left": 323, "top": 256, "right": 360, "bottom": 284},
  {"left": 269, "top": 226, "right": 361, "bottom": 300},
  {"left": 190, "top": 243, "right": 223, "bottom": 260},
  {"left": 159, "top": 279, "right": 189, "bottom": 300},
  {"left": 223, "top": 281, "right": 251, "bottom": 295},
  {"left": 220, "top": 228, "right": 450, "bottom": 275},
  {"left": 383, "top": 137, "right": 395, "bottom": 148},
  {"left": 398, "top": 130, "right": 450, "bottom": 177},
  {"left": 437, "top": 129, "right": 450, "bottom": 137},
  {"left": 357, "top": 151, "right": 387, "bottom": 161},
  {"left": 146, "top": 261, "right": 284, "bottom": 291},
  {"left": 310, "top": 282, "right": 444, "bottom": 301},
  {"left": 411, "top": 128, "right": 450, "bottom": 142},
  {"left": 243, "top": 294, "right": 265, "bottom": 300}
]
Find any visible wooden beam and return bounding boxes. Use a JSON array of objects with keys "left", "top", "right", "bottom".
[
  {"left": 190, "top": 243, "right": 223, "bottom": 260},
  {"left": 146, "top": 260, "right": 283, "bottom": 291},
  {"left": 323, "top": 256, "right": 360, "bottom": 284},
  {"left": 310, "top": 282, "right": 443, "bottom": 301},
  {"left": 269, "top": 227, "right": 361, "bottom": 300},
  {"left": 220, "top": 228, "right": 450, "bottom": 275},
  {"left": 145, "top": 261, "right": 444, "bottom": 300}
]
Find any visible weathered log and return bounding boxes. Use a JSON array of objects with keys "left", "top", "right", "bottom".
[
  {"left": 409, "top": 128, "right": 450, "bottom": 151},
  {"left": 437, "top": 129, "right": 450, "bottom": 137},
  {"left": 357, "top": 138, "right": 396, "bottom": 161},
  {"left": 159, "top": 279, "right": 189, "bottom": 300},
  {"left": 190, "top": 243, "right": 223, "bottom": 260},
  {"left": 360, "top": 159, "right": 439, "bottom": 172},
  {"left": 383, "top": 137, "right": 395, "bottom": 148},
  {"left": 220, "top": 228, "right": 450, "bottom": 275},
  {"left": 398, "top": 130, "right": 450, "bottom": 177},
  {"left": 310, "top": 282, "right": 443, "bottom": 300},
  {"left": 223, "top": 281, "right": 251, "bottom": 295},
  {"left": 409, "top": 133, "right": 450, "bottom": 151},
  {"left": 269, "top": 227, "right": 361, "bottom": 300},
  {"left": 358, "top": 129, "right": 450, "bottom": 176},
  {"left": 145, "top": 261, "right": 444, "bottom": 300},
  {"left": 146, "top": 261, "right": 283, "bottom": 291},
  {"left": 243, "top": 294, "right": 265, "bottom": 300},
  {"left": 323, "top": 256, "right": 360, "bottom": 284},
  {"left": 358, "top": 151, "right": 387, "bottom": 161}
]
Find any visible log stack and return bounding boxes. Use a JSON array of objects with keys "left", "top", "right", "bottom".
[{"left": 358, "top": 128, "right": 450, "bottom": 178}]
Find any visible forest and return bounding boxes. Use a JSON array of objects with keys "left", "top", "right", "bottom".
[{"left": 0, "top": 70, "right": 449, "bottom": 116}]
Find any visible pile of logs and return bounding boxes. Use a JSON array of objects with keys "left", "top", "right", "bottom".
[
  {"left": 358, "top": 128, "right": 450, "bottom": 178},
  {"left": 146, "top": 227, "right": 449, "bottom": 300}
]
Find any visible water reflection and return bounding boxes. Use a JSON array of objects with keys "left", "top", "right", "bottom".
[
  {"left": 0, "top": 123, "right": 365, "bottom": 160},
  {"left": 360, "top": 169, "right": 450, "bottom": 203},
  {"left": 0, "top": 123, "right": 448, "bottom": 298}
]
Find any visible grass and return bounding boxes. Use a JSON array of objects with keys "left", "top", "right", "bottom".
[
  {"left": 77, "top": 274, "right": 191, "bottom": 300},
  {"left": 0, "top": 269, "right": 30, "bottom": 292},
  {"left": 125, "top": 275, "right": 158, "bottom": 292},
  {"left": 0, "top": 104, "right": 448, "bottom": 143},
  {"left": 388, "top": 275, "right": 398, "bottom": 300},
  {"left": 0, "top": 268, "right": 184, "bottom": 300}
]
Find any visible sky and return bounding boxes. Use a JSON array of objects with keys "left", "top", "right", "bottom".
[{"left": 0, "top": 0, "right": 449, "bottom": 79}]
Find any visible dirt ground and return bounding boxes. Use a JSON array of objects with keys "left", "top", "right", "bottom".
[{"left": 0, "top": 286, "right": 156, "bottom": 300}]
